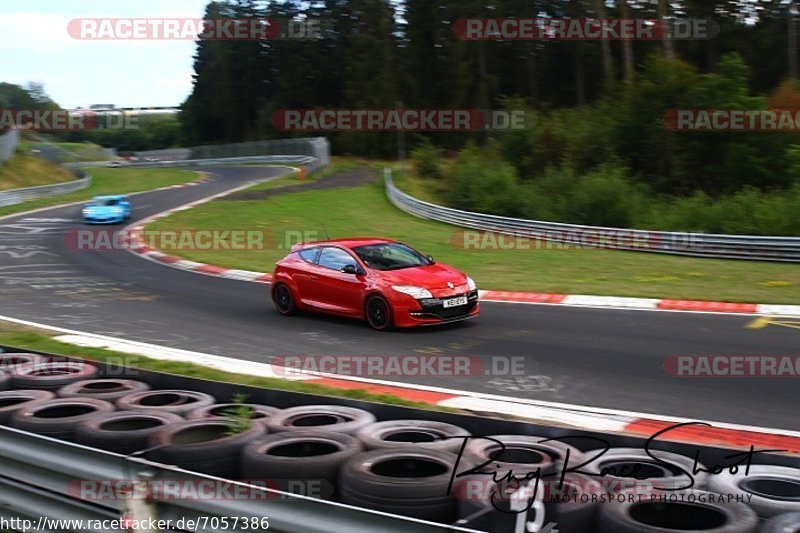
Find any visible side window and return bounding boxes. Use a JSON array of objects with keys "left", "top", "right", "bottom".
[
  {"left": 298, "top": 248, "right": 319, "bottom": 264},
  {"left": 318, "top": 247, "right": 355, "bottom": 271}
]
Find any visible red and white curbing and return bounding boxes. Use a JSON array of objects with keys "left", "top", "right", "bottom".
[
  {"left": 123, "top": 167, "right": 800, "bottom": 317},
  {"left": 125, "top": 236, "right": 800, "bottom": 318}
]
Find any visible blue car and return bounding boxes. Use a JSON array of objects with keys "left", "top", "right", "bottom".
[{"left": 81, "top": 195, "right": 132, "bottom": 224}]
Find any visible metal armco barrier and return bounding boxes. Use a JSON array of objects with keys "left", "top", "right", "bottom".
[
  {"left": 0, "top": 172, "right": 91, "bottom": 208},
  {"left": 384, "top": 169, "right": 800, "bottom": 262},
  {"left": 68, "top": 155, "right": 319, "bottom": 170}
]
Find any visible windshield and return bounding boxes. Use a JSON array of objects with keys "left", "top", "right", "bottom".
[
  {"left": 87, "top": 199, "right": 118, "bottom": 207},
  {"left": 352, "top": 243, "right": 432, "bottom": 271}
]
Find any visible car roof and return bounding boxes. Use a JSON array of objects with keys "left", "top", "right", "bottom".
[
  {"left": 292, "top": 237, "right": 395, "bottom": 251},
  {"left": 90, "top": 195, "right": 127, "bottom": 201}
]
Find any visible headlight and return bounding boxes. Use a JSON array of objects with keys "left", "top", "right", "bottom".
[
  {"left": 391, "top": 285, "right": 433, "bottom": 299},
  {"left": 467, "top": 276, "right": 477, "bottom": 291}
]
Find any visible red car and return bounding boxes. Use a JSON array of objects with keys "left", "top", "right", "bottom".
[{"left": 271, "top": 238, "right": 479, "bottom": 329}]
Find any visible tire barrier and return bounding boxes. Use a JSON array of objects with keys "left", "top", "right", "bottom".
[
  {"left": 708, "top": 465, "right": 800, "bottom": 518},
  {"left": 355, "top": 419, "right": 470, "bottom": 452},
  {"left": 146, "top": 419, "right": 266, "bottom": 479},
  {"left": 597, "top": 489, "right": 759, "bottom": 533},
  {"left": 57, "top": 378, "right": 151, "bottom": 401},
  {"left": 187, "top": 403, "right": 281, "bottom": 424},
  {"left": 265, "top": 405, "right": 376, "bottom": 435},
  {"left": 760, "top": 512, "right": 800, "bottom": 532},
  {"left": 580, "top": 446, "right": 708, "bottom": 490},
  {"left": 0, "top": 371, "right": 9, "bottom": 391},
  {"left": 10, "top": 397, "right": 115, "bottom": 439},
  {"left": 74, "top": 410, "right": 184, "bottom": 454},
  {"left": 1, "top": 347, "right": 799, "bottom": 532},
  {"left": 0, "top": 353, "right": 48, "bottom": 373},
  {"left": 241, "top": 431, "right": 362, "bottom": 496},
  {"left": 339, "top": 449, "right": 460, "bottom": 523},
  {"left": 0, "top": 390, "right": 55, "bottom": 424},
  {"left": 115, "top": 389, "right": 216, "bottom": 415},
  {"left": 10, "top": 361, "right": 99, "bottom": 391}
]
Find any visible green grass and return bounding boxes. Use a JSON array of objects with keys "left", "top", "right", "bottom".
[
  {"left": 20, "top": 140, "right": 113, "bottom": 162},
  {"left": 0, "top": 152, "right": 76, "bottom": 191},
  {"left": 0, "top": 167, "right": 199, "bottom": 218},
  {"left": 0, "top": 321, "right": 441, "bottom": 410},
  {"left": 148, "top": 173, "right": 800, "bottom": 304}
]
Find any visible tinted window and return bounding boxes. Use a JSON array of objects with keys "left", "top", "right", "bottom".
[
  {"left": 298, "top": 248, "right": 319, "bottom": 263},
  {"left": 352, "top": 243, "right": 431, "bottom": 271},
  {"left": 318, "top": 247, "right": 355, "bottom": 271}
]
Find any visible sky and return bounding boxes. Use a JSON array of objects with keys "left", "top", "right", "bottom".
[{"left": 0, "top": 0, "right": 212, "bottom": 108}]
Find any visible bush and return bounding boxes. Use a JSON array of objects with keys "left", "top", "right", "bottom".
[{"left": 410, "top": 138, "right": 443, "bottom": 179}]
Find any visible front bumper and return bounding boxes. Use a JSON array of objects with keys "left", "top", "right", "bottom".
[
  {"left": 83, "top": 215, "right": 124, "bottom": 224},
  {"left": 393, "top": 290, "right": 480, "bottom": 327}
]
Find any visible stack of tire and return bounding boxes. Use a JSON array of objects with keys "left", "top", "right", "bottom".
[{"left": 1, "top": 351, "right": 800, "bottom": 531}]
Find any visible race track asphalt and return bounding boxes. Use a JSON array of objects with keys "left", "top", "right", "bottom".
[{"left": 0, "top": 165, "right": 796, "bottom": 430}]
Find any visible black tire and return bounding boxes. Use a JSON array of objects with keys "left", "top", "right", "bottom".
[
  {"left": 57, "top": 379, "right": 151, "bottom": 401},
  {"left": 464, "top": 434, "right": 583, "bottom": 476},
  {"left": 597, "top": 489, "right": 759, "bottom": 533},
  {"left": 187, "top": 403, "right": 280, "bottom": 424},
  {"left": 265, "top": 405, "right": 376, "bottom": 435},
  {"left": 10, "top": 398, "right": 115, "bottom": 440},
  {"left": 546, "top": 473, "right": 604, "bottom": 533},
  {"left": 116, "top": 389, "right": 216, "bottom": 415},
  {"left": 74, "top": 410, "right": 184, "bottom": 454},
  {"left": 365, "top": 295, "right": 393, "bottom": 330},
  {"left": 355, "top": 419, "right": 470, "bottom": 452},
  {"left": 146, "top": 419, "right": 266, "bottom": 479},
  {"left": 0, "top": 390, "right": 55, "bottom": 425},
  {"left": 760, "top": 512, "right": 800, "bottom": 532},
  {"left": 0, "top": 371, "right": 9, "bottom": 391},
  {"left": 240, "top": 432, "right": 362, "bottom": 497},
  {"left": 708, "top": 465, "right": 800, "bottom": 518},
  {"left": 11, "top": 361, "right": 99, "bottom": 391},
  {"left": 272, "top": 283, "right": 297, "bottom": 315},
  {"left": 338, "top": 449, "right": 458, "bottom": 522},
  {"left": 581, "top": 446, "right": 705, "bottom": 491},
  {"left": 0, "top": 353, "right": 48, "bottom": 374}
]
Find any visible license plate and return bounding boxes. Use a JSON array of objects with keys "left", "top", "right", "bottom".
[{"left": 443, "top": 296, "right": 468, "bottom": 308}]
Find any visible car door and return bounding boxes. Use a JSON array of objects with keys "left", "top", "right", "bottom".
[
  {"left": 310, "top": 246, "right": 365, "bottom": 315},
  {"left": 292, "top": 247, "right": 321, "bottom": 306}
]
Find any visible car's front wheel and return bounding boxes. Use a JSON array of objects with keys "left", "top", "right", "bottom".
[
  {"left": 272, "top": 283, "right": 297, "bottom": 315},
  {"left": 365, "top": 295, "right": 393, "bottom": 330}
]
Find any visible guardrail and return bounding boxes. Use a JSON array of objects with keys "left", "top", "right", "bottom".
[
  {"left": 3, "top": 346, "right": 800, "bottom": 532},
  {"left": 0, "top": 172, "right": 91, "bottom": 208},
  {"left": 384, "top": 169, "right": 800, "bottom": 262}
]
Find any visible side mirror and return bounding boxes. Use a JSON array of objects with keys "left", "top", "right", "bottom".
[
  {"left": 426, "top": 255, "right": 435, "bottom": 264},
  {"left": 341, "top": 264, "right": 359, "bottom": 275}
]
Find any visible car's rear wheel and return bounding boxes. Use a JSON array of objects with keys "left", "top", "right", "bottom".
[
  {"left": 273, "top": 283, "right": 297, "bottom": 315},
  {"left": 365, "top": 295, "right": 392, "bottom": 330}
]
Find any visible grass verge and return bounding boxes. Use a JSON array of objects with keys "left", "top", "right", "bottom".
[
  {"left": 147, "top": 168, "right": 800, "bottom": 304},
  {"left": 0, "top": 321, "right": 439, "bottom": 410},
  {"left": 0, "top": 152, "right": 76, "bottom": 191},
  {"left": 0, "top": 167, "right": 199, "bottom": 218}
]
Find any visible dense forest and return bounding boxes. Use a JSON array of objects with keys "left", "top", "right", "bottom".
[
  {"left": 4, "top": 1, "right": 800, "bottom": 233},
  {"left": 178, "top": 0, "right": 800, "bottom": 234}
]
